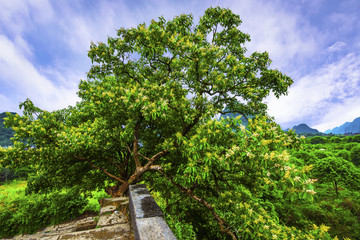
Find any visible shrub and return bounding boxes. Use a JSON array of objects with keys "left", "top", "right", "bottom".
[
  {"left": 82, "top": 189, "right": 110, "bottom": 213},
  {"left": 0, "top": 187, "right": 87, "bottom": 238}
]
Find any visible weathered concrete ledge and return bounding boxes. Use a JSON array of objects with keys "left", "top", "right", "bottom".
[{"left": 129, "top": 184, "right": 177, "bottom": 240}]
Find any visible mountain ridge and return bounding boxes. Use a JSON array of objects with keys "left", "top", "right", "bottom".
[
  {"left": 324, "top": 117, "right": 360, "bottom": 134},
  {"left": 0, "top": 112, "right": 16, "bottom": 146},
  {"left": 289, "top": 123, "right": 320, "bottom": 134}
]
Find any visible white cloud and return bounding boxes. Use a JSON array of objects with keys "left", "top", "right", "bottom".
[
  {"left": 268, "top": 53, "right": 360, "bottom": 131},
  {"left": 224, "top": 0, "right": 320, "bottom": 72},
  {"left": 313, "top": 96, "right": 360, "bottom": 132},
  {"left": 50, "top": 1, "right": 131, "bottom": 55},
  {"left": 0, "top": 0, "right": 55, "bottom": 60},
  {"left": 0, "top": 0, "right": 358, "bottom": 133},
  {"left": 0, "top": 0, "right": 53, "bottom": 35},
  {"left": 0, "top": 35, "right": 79, "bottom": 113},
  {"left": 0, "top": 94, "right": 17, "bottom": 113},
  {"left": 27, "top": 0, "right": 54, "bottom": 24},
  {"left": 329, "top": 12, "right": 357, "bottom": 34},
  {"left": 0, "top": 0, "right": 29, "bottom": 35},
  {"left": 327, "top": 41, "right": 346, "bottom": 52}
]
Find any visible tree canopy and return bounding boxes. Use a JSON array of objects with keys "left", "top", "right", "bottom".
[
  {"left": 0, "top": 112, "right": 15, "bottom": 147},
  {"left": 313, "top": 156, "right": 360, "bottom": 196},
  {"left": 0, "top": 7, "right": 332, "bottom": 239}
]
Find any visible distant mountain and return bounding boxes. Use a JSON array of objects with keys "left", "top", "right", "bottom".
[
  {"left": 324, "top": 117, "right": 360, "bottom": 134},
  {"left": 220, "top": 112, "right": 249, "bottom": 125},
  {"left": 0, "top": 112, "right": 16, "bottom": 146},
  {"left": 290, "top": 123, "right": 320, "bottom": 134},
  {"left": 219, "top": 108, "right": 252, "bottom": 126}
]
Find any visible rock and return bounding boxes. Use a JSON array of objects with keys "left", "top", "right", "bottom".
[
  {"left": 59, "top": 224, "right": 131, "bottom": 240},
  {"left": 97, "top": 213, "right": 128, "bottom": 227},
  {"left": 137, "top": 216, "right": 177, "bottom": 240},
  {"left": 6, "top": 198, "right": 133, "bottom": 240},
  {"left": 101, "top": 197, "right": 128, "bottom": 207},
  {"left": 129, "top": 184, "right": 176, "bottom": 240},
  {"left": 74, "top": 220, "right": 97, "bottom": 232},
  {"left": 99, "top": 205, "right": 116, "bottom": 215}
]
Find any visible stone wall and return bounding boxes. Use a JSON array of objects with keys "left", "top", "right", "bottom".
[
  {"left": 129, "top": 184, "right": 177, "bottom": 240},
  {"left": 3, "top": 185, "right": 176, "bottom": 240}
]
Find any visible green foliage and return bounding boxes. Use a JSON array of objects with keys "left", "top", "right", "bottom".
[
  {"left": 307, "top": 186, "right": 360, "bottom": 239},
  {"left": 291, "top": 150, "right": 316, "bottom": 164},
  {"left": 329, "top": 136, "right": 342, "bottom": 143},
  {"left": 344, "top": 142, "right": 358, "bottom": 150},
  {"left": 0, "top": 179, "right": 109, "bottom": 238},
  {"left": 82, "top": 189, "right": 111, "bottom": 213},
  {"left": 351, "top": 135, "right": 360, "bottom": 143},
  {"left": 308, "top": 136, "right": 327, "bottom": 144},
  {"left": 312, "top": 156, "right": 360, "bottom": 196},
  {"left": 0, "top": 180, "right": 87, "bottom": 238},
  {"left": 148, "top": 116, "right": 331, "bottom": 239},
  {"left": 0, "top": 7, "right": 336, "bottom": 239},
  {"left": 335, "top": 149, "right": 351, "bottom": 161},
  {"left": 350, "top": 145, "right": 360, "bottom": 166},
  {"left": 290, "top": 139, "right": 360, "bottom": 239},
  {"left": 0, "top": 112, "right": 16, "bottom": 147},
  {"left": 313, "top": 149, "right": 333, "bottom": 159},
  {"left": 0, "top": 167, "right": 16, "bottom": 181}
]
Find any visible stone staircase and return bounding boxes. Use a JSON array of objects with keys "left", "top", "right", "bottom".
[
  {"left": 3, "top": 185, "right": 177, "bottom": 240},
  {"left": 4, "top": 197, "right": 133, "bottom": 240}
]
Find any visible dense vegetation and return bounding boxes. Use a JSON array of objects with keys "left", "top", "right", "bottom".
[
  {"left": 287, "top": 135, "right": 360, "bottom": 239},
  {"left": 0, "top": 112, "right": 15, "bottom": 147},
  {"left": 152, "top": 134, "right": 360, "bottom": 240},
  {"left": 0, "top": 179, "right": 109, "bottom": 238},
  {"left": 0, "top": 7, "right": 359, "bottom": 239},
  {"left": 153, "top": 134, "right": 360, "bottom": 239}
]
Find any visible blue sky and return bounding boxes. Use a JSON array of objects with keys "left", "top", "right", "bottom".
[{"left": 0, "top": 0, "right": 359, "bottom": 132}]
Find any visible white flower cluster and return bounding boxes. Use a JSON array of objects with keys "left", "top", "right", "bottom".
[
  {"left": 305, "top": 189, "right": 316, "bottom": 195},
  {"left": 282, "top": 165, "right": 291, "bottom": 171},
  {"left": 293, "top": 176, "right": 301, "bottom": 182},
  {"left": 225, "top": 145, "right": 240, "bottom": 158},
  {"left": 246, "top": 151, "right": 255, "bottom": 158},
  {"left": 240, "top": 125, "right": 246, "bottom": 132},
  {"left": 305, "top": 178, "right": 318, "bottom": 184}
]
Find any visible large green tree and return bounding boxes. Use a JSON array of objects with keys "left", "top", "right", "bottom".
[
  {"left": 313, "top": 156, "right": 360, "bottom": 196},
  {"left": 1, "top": 7, "right": 332, "bottom": 239}
]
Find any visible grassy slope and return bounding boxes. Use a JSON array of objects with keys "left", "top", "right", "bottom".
[{"left": 0, "top": 179, "right": 110, "bottom": 238}]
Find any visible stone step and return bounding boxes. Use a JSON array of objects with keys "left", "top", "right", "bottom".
[{"left": 5, "top": 197, "right": 133, "bottom": 240}]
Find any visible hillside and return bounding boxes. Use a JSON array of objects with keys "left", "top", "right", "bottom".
[
  {"left": 290, "top": 123, "right": 320, "bottom": 134},
  {"left": 220, "top": 112, "right": 249, "bottom": 125},
  {"left": 324, "top": 117, "right": 360, "bottom": 134},
  {"left": 0, "top": 112, "right": 16, "bottom": 146},
  {"left": 219, "top": 108, "right": 252, "bottom": 126}
]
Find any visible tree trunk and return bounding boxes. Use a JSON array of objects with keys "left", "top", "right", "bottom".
[
  {"left": 106, "top": 170, "right": 143, "bottom": 197},
  {"left": 106, "top": 181, "right": 131, "bottom": 197}
]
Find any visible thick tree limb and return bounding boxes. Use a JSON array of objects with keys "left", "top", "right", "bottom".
[
  {"left": 149, "top": 165, "right": 162, "bottom": 171},
  {"left": 138, "top": 152, "right": 151, "bottom": 161},
  {"left": 139, "top": 149, "right": 169, "bottom": 163},
  {"left": 74, "top": 155, "right": 126, "bottom": 184},
  {"left": 143, "top": 150, "right": 169, "bottom": 169}
]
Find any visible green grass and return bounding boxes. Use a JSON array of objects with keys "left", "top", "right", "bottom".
[
  {"left": 0, "top": 179, "right": 111, "bottom": 238},
  {"left": 0, "top": 179, "right": 27, "bottom": 211},
  {"left": 0, "top": 179, "right": 110, "bottom": 214}
]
